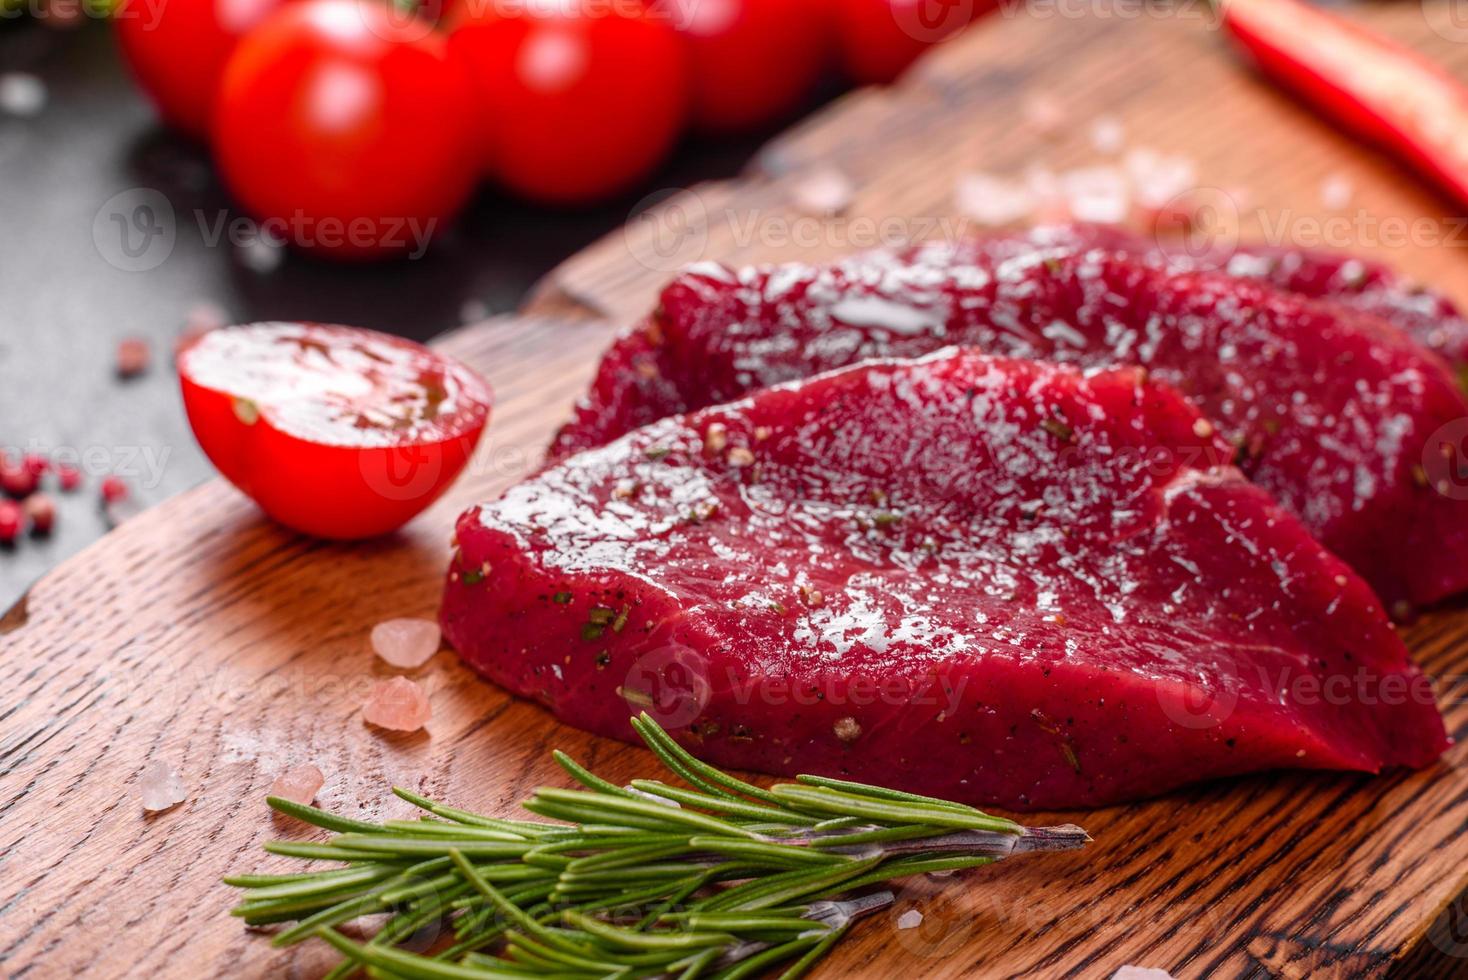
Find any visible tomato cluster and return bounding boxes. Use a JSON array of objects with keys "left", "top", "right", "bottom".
[{"left": 113, "top": 0, "right": 988, "bottom": 258}]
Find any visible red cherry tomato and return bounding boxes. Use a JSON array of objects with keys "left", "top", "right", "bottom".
[
  {"left": 113, "top": 0, "right": 288, "bottom": 139},
  {"left": 448, "top": 1, "right": 688, "bottom": 204},
  {"left": 652, "top": 0, "right": 829, "bottom": 133},
  {"left": 177, "top": 323, "right": 493, "bottom": 539},
  {"left": 213, "top": 0, "right": 479, "bottom": 258},
  {"left": 834, "top": 0, "right": 985, "bottom": 85}
]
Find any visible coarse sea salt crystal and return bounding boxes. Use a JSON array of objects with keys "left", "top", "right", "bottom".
[
  {"left": 270, "top": 764, "right": 325, "bottom": 805},
  {"left": 363, "top": 676, "right": 432, "bottom": 732},
  {"left": 1320, "top": 173, "right": 1353, "bottom": 210},
  {"left": 460, "top": 299, "right": 490, "bottom": 324},
  {"left": 140, "top": 761, "right": 187, "bottom": 813},
  {"left": 0, "top": 73, "right": 46, "bottom": 117},
  {"left": 1123, "top": 148, "right": 1198, "bottom": 208},
  {"left": 791, "top": 167, "right": 856, "bottom": 217},
  {"left": 371, "top": 618, "right": 442, "bottom": 669},
  {"left": 1061, "top": 166, "right": 1131, "bottom": 224},
  {"left": 955, "top": 172, "right": 1034, "bottom": 227},
  {"left": 239, "top": 236, "right": 283, "bottom": 273},
  {"left": 1022, "top": 92, "right": 1065, "bottom": 137},
  {"left": 1111, "top": 967, "right": 1176, "bottom": 980},
  {"left": 1090, "top": 115, "right": 1124, "bottom": 154},
  {"left": 896, "top": 909, "right": 924, "bottom": 930}
]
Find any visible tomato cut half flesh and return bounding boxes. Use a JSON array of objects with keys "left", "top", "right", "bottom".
[{"left": 177, "top": 323, "right": 493, "bottom": 539}]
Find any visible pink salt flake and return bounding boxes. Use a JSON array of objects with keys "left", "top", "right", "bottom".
[
  {"left": 1021, "top": 92, "right": 1066, "bottom": 137},
  {"left": 1320, "top": 173, "right": 1353, "bottom": 210},
  {"left": 955, "top": 172, "right": 1034, "bottom": 227},
  {"left": 363, "top": 676, "right": 432, "bottom": 732},
  {"left": 1111, "top": 968, "right": 1176, "bottom": 980},
  {"left": 371, "top": 618, "right": 442, "bottom": 669},
  {"left": 791, "top": 167, "right": 855, "bottom": 217},
  {"left": 270, "top": 764, "right": 325, "bottom": 805},
  {"left": 139, "top": 760, "right": 187, "bottom": 813},
  {"left": 1090, "top": 115, "right": 1124, "bottom": 154},
  {"left": 896, "top": 909, "right": 924, "bottom": 930}
]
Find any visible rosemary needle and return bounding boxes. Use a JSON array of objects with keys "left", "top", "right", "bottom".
[{"left": 226, "top": 712, "right": 1089, "bottom": 978}]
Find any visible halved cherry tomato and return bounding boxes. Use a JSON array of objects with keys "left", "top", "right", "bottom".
[
  {"left": 177, "top": 323, "right": 493, "bottom": 539},
  {"left": 112, "top": 0, "right": 289, "bottom": 139},
  {"left": 651, "top": 0, "right": 829, "bottom": 133},
  {"left": 448, "top": 1, "right": 688, "bottom": 204},
  {"left": 834, "top": 0, "right": 986, "bottom": 85},
  {"left": 213, "top": 0, "right": 479, "bottom": 258}
]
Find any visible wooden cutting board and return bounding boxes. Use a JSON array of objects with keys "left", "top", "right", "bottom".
[{"left": 7, "top": 7, "right": 1468, "bottom": 978}]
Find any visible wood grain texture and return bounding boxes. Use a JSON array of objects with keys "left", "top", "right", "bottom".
[
  {"left": 7, "top": 5, "right": 1468, "bottom": 979},
  {"left": 543, "top": 4, "right": 1468, "bottom": 326}
]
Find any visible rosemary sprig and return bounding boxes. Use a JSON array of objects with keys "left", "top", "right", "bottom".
[{"left": 227, "top": 713, "right": 1089, "bottom": 977}]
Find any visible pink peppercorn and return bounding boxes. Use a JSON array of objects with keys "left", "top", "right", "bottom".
[
  {"left": 100, "top": 475, "right": 129, "bottom": 504},
  {"left": 100, "top": 476, "right": 129, "bottom": 503},
  {"left": 1, "top": 463, "right": 37, "bottom": 499},
  {"left": 0, "top": 500, "right": 21, "bottom": 544},
  {"left": 116, "top": 337, "right": 151, "bottom": 379},
  {"left": 57, "top": 465, "right": 82, "bottom": 492},
  {"left": 24, "top": 493, "right": 55, "bottom": 536}
]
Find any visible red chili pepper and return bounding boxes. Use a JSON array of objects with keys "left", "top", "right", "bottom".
[{"left": 1222, "top": 0, "right": 1468, "bottom": 208}]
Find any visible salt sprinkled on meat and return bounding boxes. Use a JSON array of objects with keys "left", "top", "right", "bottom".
[
  {"left": 140, "top": 761, "right": 187, "bottom": 813},
  {"left": 896, "top": 909, "right": 924, "bottom": 930},
  {"left": 371, "top": 618, "right": 442, "bottom": 669},
  {"left": 270, "top": 764, "right": 325, "bottom": 805},
  {"left": 362, "top": 677, "right": 432, "bottom": 731}
]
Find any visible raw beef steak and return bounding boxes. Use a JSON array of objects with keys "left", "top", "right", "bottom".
[
  {"left": 444, "top": 351, "right": 1447, "bottom": 810},
  {"left": 551, "top": 241, "right": 1468, "bottom": 609},
  {"left": 980, "top": 224, "right": 1468, "bottom": 369}
]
